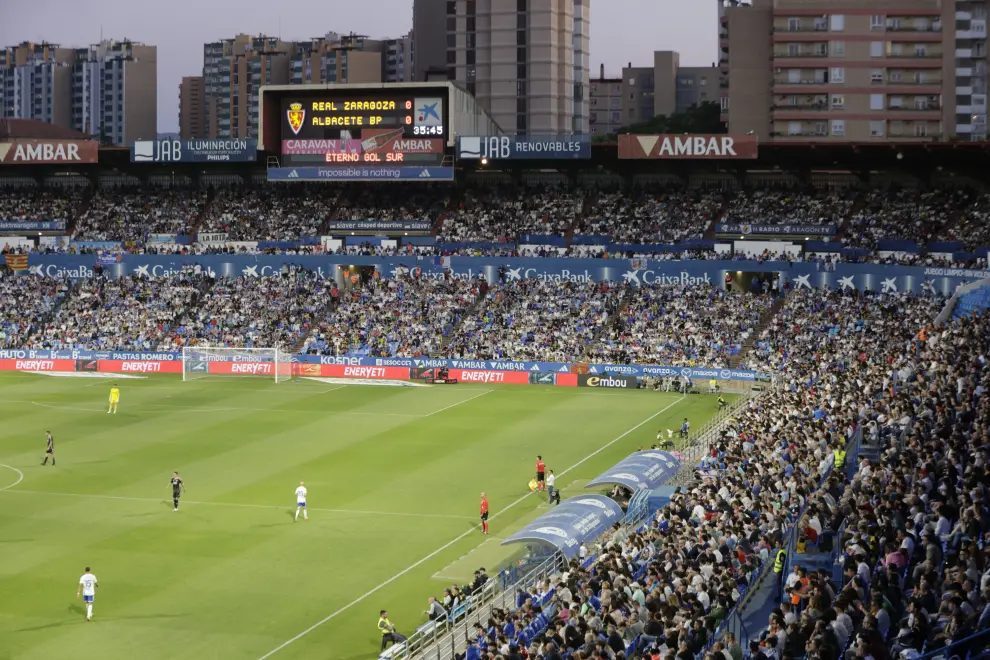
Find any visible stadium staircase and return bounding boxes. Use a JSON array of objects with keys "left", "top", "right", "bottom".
[
  {"left": 729, "top": 294, "right": 787, "bottom": 368},
  {"left": 438, "top": 287, "right": 488, "bottom": 351},
  {"left": 562, "top": 193, "right": 594, "bottom": 246},
  {"left": 185, "top": 188, "right": 217, "bottom": 237},
  {"left": 65, "top": 187, "right": 96, "bottom": 237},
  {"left": 702, "top": 191, "right": 733, "bottom": 241}
]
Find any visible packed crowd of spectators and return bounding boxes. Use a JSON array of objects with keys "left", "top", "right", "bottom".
[
  {"left": 170, "top": 266, "right": 331, "bottom": 350},
  {"left": 438, "top": 187, "right": 584, "bottom": 243},
  {"left": 592, "top": 285, "right": 775, "bottom": 367},
  {"left": 0, "top": 188, "right": 80, "bottom": 225},
  {"left": 446, "top": 280, "right": 623, "bottom": 362},
  {"left": 575, "top": 189, "right": 724, "bottom": 244},
  {"left": 199, "top": 186, "right": 337, "bottom": 241},
  {"left": 443, "top": 287, "right": 977, "bottom": 660},
  {"left": 0, "top": 274, "right": 71, "bottom": 348},
  {"left": 723, "top": 189, "right": 857, "bottom": 227},
  {"left": 842, "top": 188, "right": 974, "bottom": 250},
  {"left": 939, "top": 191, "right": 990, "bottom": 250},
  {"left": 74, "top": 189, "right": 206, "bottom": 242},
  {"left": 28, "top": 271, "right": 207, "bottom": 351},
  {"left": 331, "top": 184, "right": 449, "bottom": 224},
  {"left": 303, "top": 275, "right": 480, "bottom": 357}
]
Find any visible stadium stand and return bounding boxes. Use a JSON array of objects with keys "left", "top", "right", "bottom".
[
  {"left": 592, "top": 284, "right": 774, "bottom": 368},
  {"left": 438, "top": 187, "right": 583, "bottom": 243},
  {"left": 74, "top": 188, "right": 206, "bottom": 242},
  {"left": 0, "top": 275, "right": 71, "bottom": 348},
  {"left": 574, "top": 188, "right": 724, "bottom": 244},
  {"left": 0, "top": 188, "right": 80, "bottom": 226},
  {"left": 302, "top": 276, "right": 481, "bottom": 358},
  {"left": 842, "top": 188, "right": 974, "bottom": 249},
  {"left": 442, "top": 288, "right": 964, "bottom": 660},
  {"left": 29, "top": 272, "right": 208, "bottom": 351},
  {"left": 722, "top": 189, "right": 856, "bottom": 226},
  {"left": 198, "top": 186, "right": 337, "bottom": 241},
  {"left": 445, "top": 280, "right": 624, "bottom": 362}
]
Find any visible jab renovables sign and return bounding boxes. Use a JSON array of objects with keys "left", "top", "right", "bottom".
[{"left": 618, "top": 134, "right": 758, "bottom": 159}]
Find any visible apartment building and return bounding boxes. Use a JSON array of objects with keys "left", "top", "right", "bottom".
[
  {"left": 0, "top": 42, "right": 75, "bottom": 129},
  {"left": 179, "top": 76, "right": 206, "bottom": 139},
  {"left": 413, "top": 0, "right": 591, "bottom": 136},
  {"left": 72, "top": 39, "right": 157, "bottom": 145},
  {"left": 1, "top": 39, "right": 156, "bottom": 145},
  {"left": 589, "top": 67, "right": 624, "bottom": 135},
  {"left": 721, "top": 0, "right": 988, "bottom": 142},
  {"left": 203, "top": 35, "right": 295, "bottom": 139},
  {"left": 614, "top": 52, "right": 720, "bottom": 134}
]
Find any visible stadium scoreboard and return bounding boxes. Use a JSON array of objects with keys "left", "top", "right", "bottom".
[{"left": 278, "top": 88, "right": 449, "bottom": 167}]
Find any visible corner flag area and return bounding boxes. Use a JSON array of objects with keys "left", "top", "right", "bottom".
[{"left": 0, "top": 372, "right": 728, "bottom": 660}]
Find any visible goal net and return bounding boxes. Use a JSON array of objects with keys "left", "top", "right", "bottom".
[{"left": 181, "top": 346, "right": 294, "bottom": 383}]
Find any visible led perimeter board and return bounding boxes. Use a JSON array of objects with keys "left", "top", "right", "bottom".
[{"left": 265, "top": 85, "right": 450, "bottom": 168}]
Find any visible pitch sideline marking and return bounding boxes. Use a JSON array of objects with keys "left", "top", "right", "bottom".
[
  {"left": 422, "top": 389, "right": 493, "bottom": 417},
  {"left": 430, "top": 537, "right": 499, "bottom": 580},
  {"left": 256, "top": 396, "right": 684, "bottom": 660},
  {"left": 25, "top": 400, "right": 420, "bottom": 417},
  {"left": 0, "top": 489, "right": 476, "bottom": 521},
  {"left": 0, "top": 464, "right": 24, "bottom": 491}
]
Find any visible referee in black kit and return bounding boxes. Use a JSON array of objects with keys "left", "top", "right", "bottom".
[{"left": 170, "top": 472, "right": 185, "bottom": 512}]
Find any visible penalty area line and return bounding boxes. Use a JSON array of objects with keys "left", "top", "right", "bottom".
[
  {"left": 422, "top": 389, "right": 493, "bottom": 417},
  {"left": 256, "top": 396, "right": 683, "bottom": 660}
]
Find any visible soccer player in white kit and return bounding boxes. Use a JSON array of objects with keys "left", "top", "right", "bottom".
[
  {"left": 294, "top": 481, "right": 308, "bottom": 521},
  {"left": 76, "top": 567, "right": 98, "bottom": 621}
]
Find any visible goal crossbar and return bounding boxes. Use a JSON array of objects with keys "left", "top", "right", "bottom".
[{"left": 181, "top": 347, "right": 294, "bottom": 383}]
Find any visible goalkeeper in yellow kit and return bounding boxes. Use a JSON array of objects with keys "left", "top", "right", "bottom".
[{"left": 108, "top": 384, "right": 120, "bottom": 414}]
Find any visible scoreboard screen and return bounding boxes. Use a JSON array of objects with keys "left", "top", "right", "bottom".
[{"left": 280, "top": 89, "right": 448, "bottom": 167}]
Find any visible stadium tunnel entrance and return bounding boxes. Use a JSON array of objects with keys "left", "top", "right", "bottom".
[
  {"left": 724, "top": 270, "right": 779, "bottom": 295},
  {"left": 338, "top": 265, "right": 376, "bottom": 290}
]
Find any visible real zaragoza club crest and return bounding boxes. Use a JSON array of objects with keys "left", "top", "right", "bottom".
[{"left": 287, "top": 103, "right": 305, "bottom": 135}]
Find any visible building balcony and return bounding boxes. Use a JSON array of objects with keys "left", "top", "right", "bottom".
[
  {"left": 770, "top": 130, "right": 829, "bottom": 138},
  {"left": 888, "top": 103, "right": 941, "bottom": 111},
  {"left": 888, "top": 51, "right": 941, "bottom": 58},
  {"left": 772, "top": 101, "right": 828, "bottom": 110},
  {"left": 887, "top": 132, "right": 940, "bottom": 139},
  {"left": 884, "top": 77, "right": 942, "bottom": 86},
  {"left": 774, "top": 50, "right": 828, "bottom": 58},
  {"left": 776, "top": 24, "right": 829, "bottom": 33},
  {"left": 774, "top": 77, "right": 828, "bottom": 85}
]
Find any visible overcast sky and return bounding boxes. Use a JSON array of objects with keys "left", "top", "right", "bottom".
[{"left": 1, "top": 0, "right": 717, "bottom": 133}]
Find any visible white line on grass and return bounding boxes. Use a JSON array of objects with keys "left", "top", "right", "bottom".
[
  {"left": 24, "top": 401, "right": 420, "bottom": 417},
  {"left": 422, "top": 389, "right": 493, "bottom": 417},
  {"left": 0, "top": 489, "right": 476, "bottom": 521},
  {"left": 256, "top": 396, "right": 683, "bottom": 660},
  {"left": 0, "top": 464, "right": 24, "bottom": 490}
]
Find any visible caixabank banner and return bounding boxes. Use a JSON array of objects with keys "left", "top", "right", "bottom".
[{"left": 23, "top": 253, "right": 988, "bottom": 297}]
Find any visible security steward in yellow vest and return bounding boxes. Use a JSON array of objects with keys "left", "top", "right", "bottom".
[
  {"left": 773, "top": 547, "right": 787, "bottom": 599},
  {"left": 833, "top": 446, "right": 847, "bottom": 473},
  {"left": 379, "top": 609, "right": 408, "bottom": 649}
]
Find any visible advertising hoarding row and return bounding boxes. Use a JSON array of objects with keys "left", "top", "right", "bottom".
[
  {"left": 0, "top": 139, "right": 99, "bottom": 164},
  {"left": 130, "top": 139, "right": 257, "bottom": 163}
]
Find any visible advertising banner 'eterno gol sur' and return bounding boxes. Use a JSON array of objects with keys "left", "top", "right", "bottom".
[{"left": 618, "top": 134, "right": 758, "bottom": 159}]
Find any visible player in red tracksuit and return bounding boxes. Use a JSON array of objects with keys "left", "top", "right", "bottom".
[
  {"left": 536, "top": 456, "right": 546, "bottom": 492},
  {"left": 480, "top": 492, "right": 489, "bottom": 535}
]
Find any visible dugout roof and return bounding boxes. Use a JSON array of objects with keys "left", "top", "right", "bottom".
[
  {"left": 585, "top": 450, "right": 681, "bottom": 492},
  {"left": 501, "top": 495, "right": 624, "bottom": 558}
]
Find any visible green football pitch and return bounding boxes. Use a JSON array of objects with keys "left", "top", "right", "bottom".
[{"left": 0, "top": 372, "right": 727, "bottom": 660}]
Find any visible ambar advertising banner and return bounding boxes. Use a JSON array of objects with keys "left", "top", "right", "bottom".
[
  {"left": 618, "top": 134, "right": 758, "bottom": 160},
  {"left": 578, "top": 374, "right": 638, "bottom": 389},
  {"left": 0, "top": 139, "right": 99, "bottom": 164}
]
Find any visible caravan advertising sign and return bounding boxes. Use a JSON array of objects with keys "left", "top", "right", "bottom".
[
  {"left": 457, "top": 136, "right": 591, "bottom": 160},
  {"left": 618, "top": 134, "right": 758, "bottom": 159},
  {"left": 130, "top": 139, "right": 257, "bottom": 163}
]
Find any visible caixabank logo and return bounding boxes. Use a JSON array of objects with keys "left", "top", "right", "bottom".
[{"left": 578, "top": 374, "right": 637, "bottom": 389}]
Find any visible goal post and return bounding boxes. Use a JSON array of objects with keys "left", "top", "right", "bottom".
[{"left": 181, "top": 346, "right": 294, "bottom": 383}]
